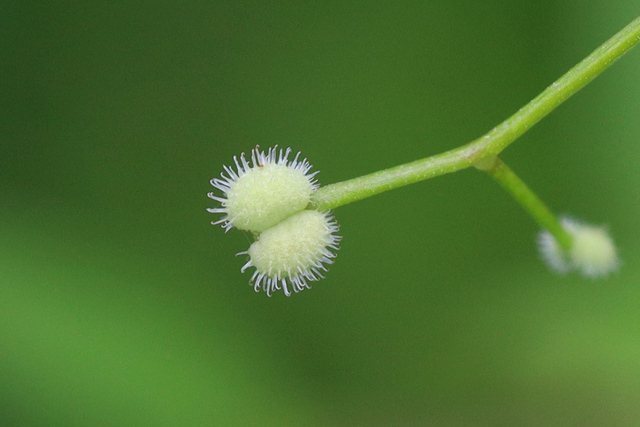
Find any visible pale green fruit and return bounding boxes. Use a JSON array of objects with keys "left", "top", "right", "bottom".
[
  {"left": 538, "top": 216, "right": 619, "bottom": 278},
  {"left": 208, "top": 146, "right": 318, "bottom": 232},
  {"left": 240, "top": 210, "right": 341, "bottom": 297}
]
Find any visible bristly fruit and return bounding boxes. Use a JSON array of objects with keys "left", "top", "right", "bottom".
[
  {"left": 239, "top": 210, "right": 341, "bottom": 296},
  {"left": 538, "top": 216, "right": 619, "bottom": 278},
  {"left": 208, "top": 146, "right": 319, "bottom": 233}
]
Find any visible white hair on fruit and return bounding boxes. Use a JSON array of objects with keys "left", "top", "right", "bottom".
[
  {"left": 537, "top": 226, "right": 571, "bottom": 274},
  {"left": 538, "top": 216, "right": 619, "bottom": 279},
  {"left": 238, "top": 210, "right": 341, "bottom": 297},
  {"left": 207, "top": 145, "right": 319, "bottom": 233}
]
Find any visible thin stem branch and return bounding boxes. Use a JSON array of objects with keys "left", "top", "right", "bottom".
[
  {"left": 311, "top": 16, "right": 640, "bottom": 211},
  {"left": 476, "top": 157, "right": 572, "bottom": 250}
]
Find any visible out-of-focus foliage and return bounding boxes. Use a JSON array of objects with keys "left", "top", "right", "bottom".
[{"left": 2, "top": 1, "right": 639, "bottom": 425}]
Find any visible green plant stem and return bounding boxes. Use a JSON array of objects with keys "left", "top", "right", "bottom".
[
  {"left": 476, "top": 157, "right": 572, "bottom": 250},
  {"left": 311, "top": 16, "right": 640, "bottom": 211}
]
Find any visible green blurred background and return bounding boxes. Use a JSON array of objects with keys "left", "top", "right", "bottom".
[{"left": 2, "top": 1, "right": 639, "bottom": 425}]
